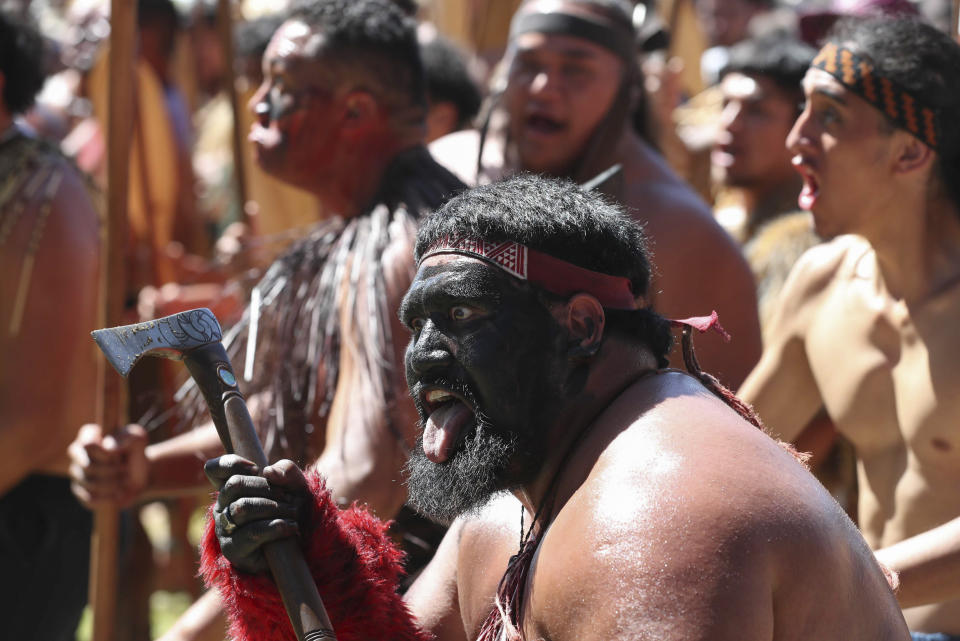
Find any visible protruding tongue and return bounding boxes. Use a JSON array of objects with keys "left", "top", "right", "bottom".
[{"left": 423, "top": 400, "right": 473, "bottom": 464}]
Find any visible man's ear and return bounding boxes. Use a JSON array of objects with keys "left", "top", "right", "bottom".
[
  {"left": 564, "top": 294, "right": 605, "bottom": 362},
  {"left": 893, "top": 133, "right": 935, "bottom": 175},
  {"left": 341, "top": 90, "right": 379, "bottom": 133}
]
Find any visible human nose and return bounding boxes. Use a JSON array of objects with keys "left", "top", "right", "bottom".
[
  {"left": 249, "top": 82, "right": 270, "bottom": 124},
  {"left": 785, "top": 109, "right": 812, "bottom": 156},
  {"left": 529, "top": 68, "right": 561, "bottom": 98},
  {"left": 720, "top": 100, "right": 744, "bottom": 134},
  {"left": 408, "top": 320, "right": 453, "bottom": 376}
]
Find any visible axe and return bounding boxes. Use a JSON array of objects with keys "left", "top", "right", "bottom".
[{"left": 92, "top": 308, "right": 336, "bottom": 641}]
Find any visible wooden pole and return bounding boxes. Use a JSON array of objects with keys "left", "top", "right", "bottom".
[
  {"left": 953, "top": 0, "right": 959, "bottom": 43},
  {"left": 217, "top": 0, "right": 249, "bottom": 225},
  {"left": 89, "top": 1, "right": 136, "bottom": 639}
]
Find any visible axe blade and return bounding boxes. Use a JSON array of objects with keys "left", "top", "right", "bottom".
[{"left": 92, "top": 308, "right": 224, "bottom": 377}]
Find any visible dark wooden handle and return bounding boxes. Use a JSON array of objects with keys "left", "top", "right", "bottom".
[{"left": 222, "top": 394, "right": 336, "bottom": 640}]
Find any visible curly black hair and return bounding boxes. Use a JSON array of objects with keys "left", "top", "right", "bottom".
[
  {"left": 286, "top": 0, "right": 425, "bottom": 113},
  {"left": 721, "top": 31, "right": 815, "bottom": 111},
  {"left": 0, "top": 10, "right": 47, "bottom": 116},
  {"left": 415, "top": 174, "right": 673, "bottom": 366},
  {"left": 420, "top": 35, "right": 481, "bottom": 130},
  {"left": 829, "top": 16, "right": 960, "bottom": 210}
]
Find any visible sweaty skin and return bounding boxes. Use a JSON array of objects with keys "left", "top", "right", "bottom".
[
  {"left": 211, "top": 252, "right": 909, "bottom": 641},
  {"left": 401, "top": 255, "right": 906, "bottom": 641},
  {"left": 740, "top": 67, "right": 960, "bottom": 633},
  {"left": 430, "top": 8, "right": 761, "bottom": 387}
]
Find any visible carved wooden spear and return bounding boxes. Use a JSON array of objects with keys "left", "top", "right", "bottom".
[{"left": 89, "top": 1, "right": 136, "bottom": 639}]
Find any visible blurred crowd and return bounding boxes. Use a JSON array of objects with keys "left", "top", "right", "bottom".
[{"left": 0, "top": 0, "right": 958, "bottom": 639}]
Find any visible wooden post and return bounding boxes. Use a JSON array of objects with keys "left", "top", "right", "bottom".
[
  {"left": 953, "top": 0, "right": 959, "bottom": 43},
  {"left": 217, "top": 0, "right": 249, "bottom": 224},
  {"left": 89, "top": 1, "right": 136, "bottom": 639}
]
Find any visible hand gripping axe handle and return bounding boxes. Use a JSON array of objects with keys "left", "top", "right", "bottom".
[{"left": 92, "top": 308, "right": 336, "bottom": 641}]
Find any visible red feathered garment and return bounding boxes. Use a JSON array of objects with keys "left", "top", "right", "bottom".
[{"left": 200, "top": 471, "right": 432, "bottom": 641}]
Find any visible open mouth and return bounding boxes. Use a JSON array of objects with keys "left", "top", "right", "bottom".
[
  {"left": 712, "top": 143, "right": 739, "bottom": 168},
  {"left": 525, "top": 112, "right": 566, "bottom": 135},
  {"left": 248, "top": 123, "right": 282, "bottom": 150},
  {"left": 792, "top": 154, "right": 820, "bottom": 211},
  {"left": 419, "top": 387, "right": 476, "bottom": 464}
]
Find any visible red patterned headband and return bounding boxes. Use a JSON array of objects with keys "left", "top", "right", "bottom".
[
  {"left": 812, "top": 42, "right": 940, "bottom": 149},
  {"left": 419, "top": 237, "right": 644, "bottom": 310}
]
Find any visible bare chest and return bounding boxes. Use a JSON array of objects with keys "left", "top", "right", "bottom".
[{"left": 805, "top": 278, "right": 960, "bottom": 465}]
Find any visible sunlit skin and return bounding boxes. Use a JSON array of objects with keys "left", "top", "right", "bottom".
[
  {"left": 503, "top": 30, "right": 623, "bottom": 176},
  {"left": 209, "top": 252, "right": 910, "bottom": 640},
  {"left": 247, "top": 20, "right": 419, "bottom": 216},
  {"left": 0, "top": 102, "right": 100, "bottom": 494},
  {"left": 714, "top": 71, "right": 801, "bottom": 216},
  {"left": 742, "top": 67, "right": 960, "bottom": 633},
  {"left": 70, "top": 18, "right": 428, "bottom": 521},
  {"left": 786, "top": 69, "right": 895, "bottom": 239},
  {"left": 430, "top": 3, "right": 763, "bottom": 388}
]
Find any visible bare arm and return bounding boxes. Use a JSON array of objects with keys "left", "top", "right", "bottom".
[
  {"left": 644, "top": 197, "right": 762, "bottom": 389},
  {"left": 154, "top": 590, "right": 226, "bottom": 641},
  {"left": 739, "top": 244, "right": 840, "bottom": 443},
  {"left": 405, "top": 519, "right": 468, "bottom": 641},
  {"left": 0, "top": 165, "right": 99, "bottom": 495},
  {"left": 313, "top": 228, "right": 419, "bottom": 519},
  {"left": 874, "top": 516, "right": 960, "bottom": 608}
]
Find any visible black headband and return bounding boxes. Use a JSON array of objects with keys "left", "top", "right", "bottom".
[
  {"left": 509, "top": 11, "right": 637, "bottom": 63},
  {"left": 812, "top": 42, "right": 941, "bottom": 149}
]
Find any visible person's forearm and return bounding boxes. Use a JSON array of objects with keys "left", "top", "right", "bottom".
[
  {"left": 142, "top": 424, "right": 224, "bottom": 500},
  {"left": 155, "top": 590, "right": 225, "bottom": 641},
  {"left": 200, "top": 470, "right": 429, "bottom": 641},
  {"left": 874, "top": 516, "right": 960, "bottom": 608}
]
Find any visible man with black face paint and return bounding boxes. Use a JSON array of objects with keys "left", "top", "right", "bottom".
[
  {"left": 431, "top": 0, "right": 763, "bottom": 388},
  {"left": 200, "top": 175, "right": 909, "bottom": 641}
]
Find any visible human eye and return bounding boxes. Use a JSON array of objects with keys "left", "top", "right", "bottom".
[
  {"left": 817, "top": 104, "right": 841, "bottom": 126},
  {"left": 449, "top": 306, "right": 477, "bottom": 322}
]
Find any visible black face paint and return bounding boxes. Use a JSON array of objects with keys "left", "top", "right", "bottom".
[{"left": 401, "top": 262, "right": 570, "bottom": 523}]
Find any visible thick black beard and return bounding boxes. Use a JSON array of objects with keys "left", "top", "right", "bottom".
[
  {"left": 405, "top": 417, "right": 521, "bottom": 525},
  {"left": 404, "top": 377, "right": 542, "bottom": 525}
]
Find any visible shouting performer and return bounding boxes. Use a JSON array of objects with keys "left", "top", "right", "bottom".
[
  {"left": 70, "top": 1, "right": 463, "bottom": 638},
  {"left": 0, "top": 10, "right": 101, "bottom": 641},
  {"left": 201, "top": 175, "right": 908, "bottom": 641},
  {"left": 740, "top": 17, "right": 960, "bottom": 639},
  {"left": 431, "top": 0, "right": 762, "bottom": 387}
]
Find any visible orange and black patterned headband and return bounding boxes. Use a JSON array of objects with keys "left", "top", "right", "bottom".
[{"left": 812, "top": 42, "right": 940, "bottom": 149}]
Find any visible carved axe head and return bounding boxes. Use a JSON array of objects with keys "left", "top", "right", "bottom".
[
  {"left": 92, "top": 308, "right": 225, "bottom": 377},
  {"left": 92, "top": 308, "right": 247, "bottom": 454}
]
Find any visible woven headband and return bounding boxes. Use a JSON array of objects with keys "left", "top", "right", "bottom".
[
  {"left": 419, "top": 237, "right": 644, "bottom": 311},
  {"left": 510, "top": 10, "right": 636, "bottom": 63},
  {"left": 812, "top": 42, "right": 940, "bottom": 149}
]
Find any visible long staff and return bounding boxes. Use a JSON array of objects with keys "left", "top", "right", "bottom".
[
  {"left": 954, "top": 0, "right": 959, "bottom": 43},
  {"left": 89, "top": 2, "right": 137, "bottom": 639},
  {"left": 217, "top": 0, "right": 249, "bottom": 225}
]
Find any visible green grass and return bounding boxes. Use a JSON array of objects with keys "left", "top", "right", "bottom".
[
  {"left": 76, "top": 590, "right": 194, "bottom": 641},
  {"left": 76, "top": 500, "right": 209, "bottom": 641}
]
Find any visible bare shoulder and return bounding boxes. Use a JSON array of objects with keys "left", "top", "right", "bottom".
[
  {"left": 530, "top": 374, "right": 907, "bottom": 640},
  {"left": 768, "top": 234, "right": 867, "bottom": 329},
  {"left": 453, "top": 493, "right": 522, "bottom": 637},
  {"left": 428, "top": 130, "right": 481, "bottom": 186}
]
